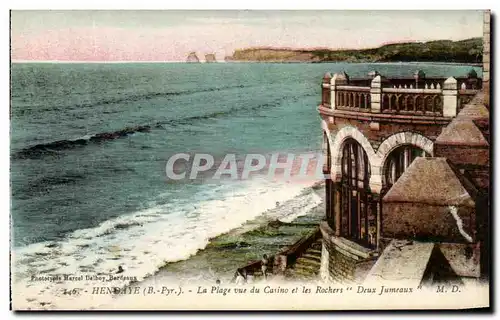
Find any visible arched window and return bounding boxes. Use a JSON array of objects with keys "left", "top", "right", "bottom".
[
  {"left": 338, "top": 139, "right": 375, "bottom": 247},
  {"left": 384, "top": 144, "right": 430, "bottom": 188}
]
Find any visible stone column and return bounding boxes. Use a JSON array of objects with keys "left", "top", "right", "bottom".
[
  {"left": 330, "top": 73, "right": 348, "bottom": 110},
  {"left": 442, "top": 77, "right": 458, "bottom": 117},
  {"left": 325, "top": 178, "right": 331, "bottom": 222},
  {"left": 369, "top": 157, "right": 383, "bottom": 194},
  {"left": 483, "top": 10, "right": 491, "bottom": 107},
  {"left": 403, "top": 147, "right": 410, "bottom": 170},
  {"left": 375, "top": 196, "right": 381, "bottom": 251},
  {"left": 370, "top": 75, "right": 382, "bottom": 113},
  {"left": 334, "top": 187, "right": 341, "bottom": 236},
  {"left": 322, "top": 73, "right": 332, "bottom": 108},
  {"left": 369, "top": 172, "right": 383, "bottom": 194}
]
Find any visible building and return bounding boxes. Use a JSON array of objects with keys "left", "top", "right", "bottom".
[{"left": 316, "top": 10, "right": 491, "bottom": 285}]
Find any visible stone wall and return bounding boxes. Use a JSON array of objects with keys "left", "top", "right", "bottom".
[
  {"left": 319, "top": 240, "right": 331, "bottom": 282},
  {"left": 326, "top": 117, "right": 446, "bottom": 150},
  {"left": 324, "top": 239, "right": 359, "bottom": 283},
  {"left": 323, "top": 117, "right": 443, "bottom": 193},
  {"left": 434, "top": 139, "right": 490, "bottom": 192},
  {"left": 382, "top": 203, "right": 477, "bottom": 243},
  {"left": 434, "top": 144, "right": 490, "bottom": 168},
  {"left": 319, "top": 221, "right": 377, "bottom": 284}
]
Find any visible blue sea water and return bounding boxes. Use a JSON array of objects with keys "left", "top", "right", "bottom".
[{"left": 10, "top": 62, "right": 481, "bottom": 307}]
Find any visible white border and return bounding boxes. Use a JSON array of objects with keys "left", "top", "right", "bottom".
[
  {"left": 3, "top": 1, "right": 499, "bottom": 10},
  {"left": 2, "top": 1, "right": 499, "bottom": 319}
]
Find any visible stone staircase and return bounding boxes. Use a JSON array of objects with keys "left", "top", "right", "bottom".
[
  {"left": 285, "top": 239, "right": 322, "bottom": 281},
  {"left": 234, "top": 228, "right": 324, "bottom": 283}
]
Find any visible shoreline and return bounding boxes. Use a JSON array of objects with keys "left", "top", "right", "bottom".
[
  {"left": 116, "top": 181, "right": 325, "bottom": 285},
  {"left": 13, "top": 182, "right": 325, "bottom": 310},
  {"left": 106, "top": 183, "right": 325, "bottom": 309}
]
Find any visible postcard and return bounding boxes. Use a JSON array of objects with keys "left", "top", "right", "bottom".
[{"left": 9, "top": 9, "right": 491, "bottom": 310}]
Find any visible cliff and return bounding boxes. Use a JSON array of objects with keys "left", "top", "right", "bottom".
[
  {"left": 205, "top": 54, "right": 217, "bottom": 63},
  {"left": 186, "top": 52, "right": 200, "bottom": 63},
  {"left": 228, "top": 38, "right": 483, "bottom": 63}
]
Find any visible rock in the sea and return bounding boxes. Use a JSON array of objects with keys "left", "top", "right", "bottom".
[
  {"left": 205, "top": 53, "right": 217, "bottom": 63},
  {"left": 186, "top": 52, "right": 200, "bottom": 63}
]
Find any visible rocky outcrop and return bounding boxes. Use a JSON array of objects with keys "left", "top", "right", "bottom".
[
  {"left": 186, "top": 52, "right": 200, "bottom": 63},
  {"left": 205, "top": 53, "right": 217, "bottom": 63}
]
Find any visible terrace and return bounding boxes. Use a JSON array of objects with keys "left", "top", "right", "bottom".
[{"left": 319, "top": 70, "right": 481, "bottom": 125}]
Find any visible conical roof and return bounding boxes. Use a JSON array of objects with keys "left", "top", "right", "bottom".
[
  {"left": 457, "top": 103, "right": 489, "bottom": 120},
  {"left": 383, "top": 157, "right": 478, "bottom": 206},
  {"left": 435, "top": 118, "right": 489, "bottom": 146},
  {"left": 472, "top": 118, "right": 490, "bottom": 144},
  {"left": 468, "top": 91, "right": 487, "bottom": 106}
]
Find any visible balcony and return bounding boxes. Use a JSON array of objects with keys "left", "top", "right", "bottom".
[{"left": 319, "top": 71, "right": 481, "bottom": 125}]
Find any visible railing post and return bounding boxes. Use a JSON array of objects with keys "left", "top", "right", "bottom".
[
  {"left": 330, "top": 72, "right": 348, "bottom": 110},
  {"left": 274, "top": 254, "right": 287, "bottom": 275},
  {"left": 414, "top": 70, "right": 425, "bottom": 89},
  {"left": 442, "top": 76, "right": 458, "bottom": 117},
  {"left": 370, "top": 75, "right": 382, "bottom": 113},
  {"left": 322, "top": 73, "right": 332, "bottom": 108}
]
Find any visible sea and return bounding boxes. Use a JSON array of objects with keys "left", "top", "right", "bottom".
[{"left": 10, "top": 62, "right": 481, "bottom": 309}]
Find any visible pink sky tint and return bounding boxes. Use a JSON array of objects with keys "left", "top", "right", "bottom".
[{"left": 11, "top": 10, "right": 484, "bottom": 62}]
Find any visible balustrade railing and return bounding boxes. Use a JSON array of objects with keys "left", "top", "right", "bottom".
[
  {"left": 335, "top": 86, "right": 371, "bottom": 111},
  {"left": 347, "top": 76, "right": 481, "bottom": 90},
  {"left": 381, "top": 88, "right": 443, "bottom": 115},
  {"left": 321, "top": 70, "right": 482, "bottom": 119}
]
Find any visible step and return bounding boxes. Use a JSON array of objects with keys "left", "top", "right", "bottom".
[
  {"left": 295, "top": 258, "right": 321, "bottom": 268},
  {"left": 306, "top": 249, "right": 322, "bottom": 256},
  {"left": 294, "top": 264, "right": 320, "bottom": 274},
  {"left": 301, "top": 257, "right": 321, "bottom": 264},
  {"left": 292, "top": 268, "right": 319, "bottom": 278},
  {"left": 300, "top": 253, "right": 321, "bottom": 262},
  {"left": 311, "top": 241, "right": 323, "bottom": 247}
]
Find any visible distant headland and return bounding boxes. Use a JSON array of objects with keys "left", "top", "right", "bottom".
[{"left": 223, "top": 38, "right": 483, "bottom": 64}]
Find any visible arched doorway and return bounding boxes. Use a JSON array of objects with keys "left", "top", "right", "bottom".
[
  {"left": 336, "top": 139, "right": 376, "bottom": 247},
  {"left": 383, "top": 144, "right": 430, "bottom": 189}
]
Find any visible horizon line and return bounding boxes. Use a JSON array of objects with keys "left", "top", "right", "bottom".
[
  {"left": 11, "top": 35, "right": 482, "bottom": 64},
  {"left": 10, "top": 60, "right": 481, "bottom": 67}
]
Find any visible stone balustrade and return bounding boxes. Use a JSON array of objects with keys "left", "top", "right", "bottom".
[{"left": 321, "top": 71, "right": 481, "bottom": 118}]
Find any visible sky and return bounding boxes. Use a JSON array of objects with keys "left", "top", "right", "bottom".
[{"left": 10, "top": 10, "right": 484, "bottom": 62}]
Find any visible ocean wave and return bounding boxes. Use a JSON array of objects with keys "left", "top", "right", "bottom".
[
  {"left": 13, "top": 96, "right": 287, "bottom": 159},
  {"left": 11, "top": 173, "right": 87, "bottom": 198},
  {"left": 12, "top": 84, "right": 248, "bottom": 117},
  {"left": 69, "top": 84, "right": 246, "bottom": 110},
  {"left": 161, "top": 101, "right": 281, "bottom": 128},
  {"left": 11, "top": 178, "right": 319, "bottom": 309},
  {"left": 13, "top": 124, "right": 153, "bottom": 159}
]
